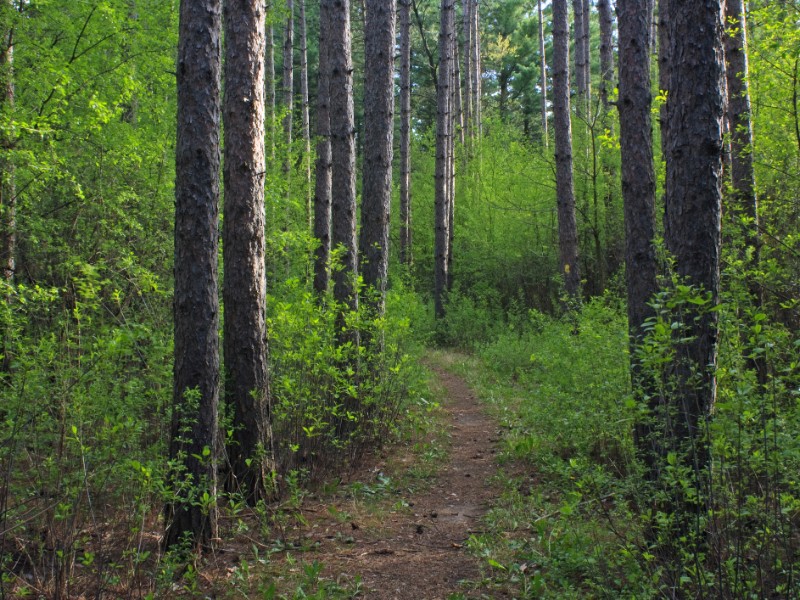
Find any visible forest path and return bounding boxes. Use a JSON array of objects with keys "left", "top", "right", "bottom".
[{"left": 293, "top": 354, "right": 505, "bottom": 599}]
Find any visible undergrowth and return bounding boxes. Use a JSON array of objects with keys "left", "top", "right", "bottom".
[{"left": 441, "top": 294, "right": 799, "bottom": 598}]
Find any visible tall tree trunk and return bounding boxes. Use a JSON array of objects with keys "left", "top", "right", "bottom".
[
  {"left": 617, "top": 0, "right": 659, "bottom": 476},
  {"left": 282, "top": 0, "right": 294, "bottom": 176},
  {"left": 328, "top": 0, "right": 358, "bottom": 320},
  {"left": 598, "top": 0, "right": 614, "bottom": 108},
  {"left": 266, "top": 16, "right": 276, "bottom": 160},
  {"left": 724, "top": 0, "right": 761, "bottom": 269},
  {"left": 399, "top": 0, "right": 412, "bottom": 266},
  {"left": 359, "top": 0, "right": 396, "bottom": 314},
  {"left": 662, "top": 0, "right": 724, "bottom": 553},
  {"left": 299, "top": 0, "right": 312, "bottom": 226},
  {"left": 538, "top": 0, "right": 548, "bottom": 146},
  {"left": 582, "top": 0, "right": 591, "bottom": 99},
  {"left": 434, "top": 0, "right": 455, "bottom": 319},
  {"left": 222, "top": 0, "right": 272, "bottom": 504},
  {"left": 553, "top": 0, "right": 581, "bottom": 301},
  {"left": 462, "top": 0, "right": 472, "bottom": 141},
  {"left": 657, "top": 0, "right": 669, "bottom": 156},
  {"left": 453, "top": 39, "right": 464, "bottom": 145},
  {"left": 447, "top": 27, "right": 457, "bottom": 289},
  {"left": 573, "top": 0, "right": 587, "bottom": 101},
  {"left": 471, "top": 0, "right": 481, "bottom": 137},
  {"left": 724, "top": 0, "right": 764, "bottom": 385},
  {"left": 1, "top": 10, "right": 14, "bottom": 283},
  {"left": 166, "top": 0, "right": 222, "bottom": 551},
  {"left": 313, "top": 0, "right": 333, "bottom": 296}
]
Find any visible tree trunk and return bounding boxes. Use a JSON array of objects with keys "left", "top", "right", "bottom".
[
  {"left": 313, "top": 0, "right": 333, "bottom": 296},
  {"left": 462, "top": 0, "right": 472, "bottom": 141},
  {"left": 166, "top": 0, "right": 222, "bottom": 551},
  {"left": 573, "top": 0, "right": 587, "bottom": 101},
  {"left": 723, "top": 0, "right": 760, "bottom": 262},
  {"left": 471, "top": 0, "right": 481, "bottom": 138},
  {"left": 447, "top": 26, "right": 457, "bottom": 289},
  {"left": 266, "top": 18, "right": 275, "bottom": 160},
  {"left": 582, "top": 0, "right": 591, "bottom": 99},
  {"left": 1, "top": 10, "right": 14, "bottom": 283},
  {"left": 657, "top": 0, "right": 669, "bottom": 156},
  {"left": 724, "top": 0, "right": 764, "bottom": 382},
  {"left": 359, "top": 0, "right": 395, "bottom": 314},
  {"left": 617, "top": 0, "right": 659, "bottom": 475},
  {"left": 399, "top": 0, "right": 412, "bottom": 266},
  {"left": 222, "top": 0, "right": 273, "bottom": 505},
  {"left": 327, "top": 0, "right": 358, "bottom": 320},
  {"left": 453, "top": 39, "right": 464, "bottom": 145},
  {"left": 282, "top": 0, "right": 294, "bottom": 176},
  {"left": 434, "top": 0, "right": 455, "bottom": 319},
  {"left": 662, "top": 0, "right": 724, "bottom": 551},
  {"left": 598, "top": 0, "right": 614, "bottom": 108},
  {"left": 553, "top": 0, "right": 581, "bottom": 301},
  {"left": 299, "top": 0, "right": 312, "bottom": 226},
  {"left": 538, "top": 0, "right": 548, "bottom": 146}
]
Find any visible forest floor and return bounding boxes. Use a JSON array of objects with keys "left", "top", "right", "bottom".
[{"left": 212, "top": 352, "right": 511, "bottom": 599}]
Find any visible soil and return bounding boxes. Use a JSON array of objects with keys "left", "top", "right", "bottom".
[{"left": 289, "top": 361, "right": 505, "bottom": 599}]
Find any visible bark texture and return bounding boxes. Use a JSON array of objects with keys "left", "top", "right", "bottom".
[
  {"left": 538, "top": 0, "right": 548, "bottom": 145},
  {"left": 282, "top": 0, "right": 294, "bottom": 167},
  {"left": 434, "top": 0, "right": 455, "bottom": 318},
  {"left": 572, "top": 0, "right": 587, "bottom": 99},
  {"left": 470, "top": 0, "right": 481, "bottom": 137},
  {"left": 617, "top": 0, "right": 659, "bottom": 471},
  {"left": 724, "top": 0, "right": 764, "bottom": 382},
  {"left": 328, "top": 0, "right": 358, "bottom": 317},
  {"left": 553, "top": 0, "right": 581, "bottom": 300},
  {"left": 1, "top": 9, "right": 14, "bottom": 282},
  {"left": 313, "top": 0, "right": 333, "bottom": 295},
  {"left": 723, "top": 0, "right": 759, "bottom": 255},
  {"left": 598, "top": 0, "right": 614, "bottom": 107},
  {"left": 359, "top": 0, "right": 396, "bottom": 312},
  {"left": 299, "top": 0, "right": 312, "bottom": 222},
  {"left": 266, "top": 19, "right": 275, "bottom": 159},
  {"left": 222, "top": 0, "right": 272, "bottom": 504},
  {"left": 167, "top": 0, "right": 222, "bottom": 550},
  {"left": 399, "top": 0, "right": 412, "bottom": 266},
  {"left": 663, "top": 0, "right": 724, "bottom": 476},
  {"left": 462, "top": 0, "right": 472, "bottom": 141}
]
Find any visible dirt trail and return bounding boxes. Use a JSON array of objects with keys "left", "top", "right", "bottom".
[{"left": 307, "top": 363, "right": 504, "bottom": 599}]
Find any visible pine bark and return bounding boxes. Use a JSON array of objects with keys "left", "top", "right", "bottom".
[
  {"left": 723, "top": 0, "right": 760, "bottom": 258},
  {"left": 573, "top": 0, "right": 587, "bottom": 99},
  {"left": 222, "top": 0, "right": 272, "bottom": 504},
  {"left": 266, "top": 18, "right": 275, "bottom": 159},
  {"left": 299, "top": 0, "right": 312, "bottom": 224},
  {"left": 359, "top": 0, "right": 396, "bottom": 313},
  {"left": 538, "top": 0, "right": 548, "bottom": 145},
  {"left": 462, "top": 0, "right": 472, "bottom": 141},
  {"left": 434, "top": 0, "right": 455, "bottom": 319},
  {"left": 328, "top": 0, "right": 358, "bottom": 318},
  {"left": 313, "top": 0, "right": 333, "bottom": 295},
  {"left": 282, "top": 0, "right": 294, "bottom": 172},
  {"left": 617, "top": 0, "right": 659, "bottom": 472},
  {"left": 399, "top": 0, "right": 412, "bottom": 266},
  {"left": 167, "top": 0, "right": 222, "bottom": 550},
  {"left": 663, "top": 0, "right": 724, "bottom": 480},
  {"left": 1, "top": 8, "right": 14, "bottom": 282},
  {"left": 470, "top": 0, "right": 481, "bottom": 137},
  {"left": 553, "top": 0, "right": 581, "bottom": 301},
  {"left": 447, "top": 27, "right": 457, "bottom": 289},
  {"left": 598, "top": 0, "right": 614, "bottom": 107}
]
